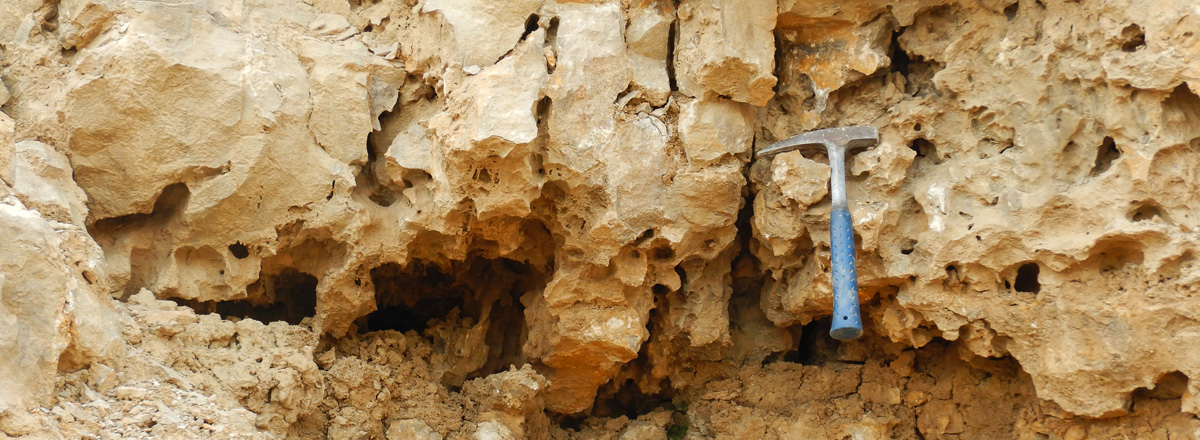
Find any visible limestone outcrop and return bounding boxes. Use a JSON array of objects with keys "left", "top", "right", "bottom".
[
  {"left": 0, "top": 113, "right": 124, "bottom": 415},
  {"left": 753, "top": 0, "right": 1200, "bottom": 418},
  {"left": 1, "top": 0, "right": 1199, "bottom": 436}
]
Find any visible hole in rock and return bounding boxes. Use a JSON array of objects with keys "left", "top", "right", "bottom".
[
  {"left": 520, "top": 13, "right": 540, "bottom": 41},
  {"left": 1089, "top": 136, "right": 1120, "bottom": 176},
  {"left": 635, "top": 229, "right": 655, "bottom": 244},
  {"left": 1128, "top": 202, "right": 1166, "bottom": 222},
  {"left": 356, "top": 130, "right": 404, "bottom": 208},
  {"left": 536, "top": 96, "right": 551, "bottom": 125},
  {"left": 474, "top": 167, "right": 493, "bottom": 183},
  {"left": 1004, "top": 2, "right": 1019, "bottom": 20},
  {"left": 1013, "top": 263, "right": 1040, "bottom": 294},
  {"left": 1120, "top": 24, "right": 1146, "bottom": 52},
  {"left": 591, "top": 377, "right": 677, "bottom": 420},
  {"left": 1157, "top": 251, "right": 1196, "bottom": 280},
  {"left": 362, "top": 256, "right": 541, "bottom": 383},
  {"left": 1165, "top": 85, "right": 1200, "bottom": 153},
  {"left": 791, "top": 317, "right": 841, "bottom": 366},
  {"left": 590, "top": 304, "right": 676, "bottom": 419},
  {"left": 888, "top": 30, "right": 912, "bottom": 77},
  {"left": 1129, "top": 371, "right": 1190, "bottom": 412},
  {"left": 652, "top": 284, "right": 670, "bottom": 295},
  {"left": 652, "top": 246, "right": 675, "bottom": 261},
  {"left": 553, "top": 414, "right": 585, "bottom": 432},
  {"left": 90, "top": 182, "right": 190, "bottom": 236},
  {"left": 900, "top": 240, "right": 917, "bottom": 255},
  {"left": 909, "top": 137, "right": 939, "bottom": 163},
  {"left": 181, "top": 268, "right": 317, "bottom": 325},
  {"left": 1146, "top": 371, "right": 1189, "bottom": 400},
  {"left": 547, "top": 16, "right": 560, "bottom": 42},
  {"left": 673, "top": 265, "right": 688, "bottom": 286},
  {"left": 89, "top": 183, "right": 192, "bottom": 299},
  {"left": 1089, "top": 239, "right": 1146, "bottom": 273},
  {"left": 914, "top": 123, "right": 922, "bottom": 132},
  {"left": 666, "top": 18, "right": 678, "bottom": 92},
  {"left": 364, "top": 261, "right": 470, "bottom": 334},
  {"left": 228, "top": 242, "right": 250, "bottom": 259},
  {"left": 946, "top": 265, "right": 960, "bottom": 282}
]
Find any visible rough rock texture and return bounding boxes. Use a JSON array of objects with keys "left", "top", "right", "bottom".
[
  {"left": 753, "top": 0, "right": 1200, "bottom": 419},
  {"left": 2, "top": 0, "right": 1200, "bottom": 437},
  {"left": 0, "top": 117, "right": 124, "bottom": 415}
]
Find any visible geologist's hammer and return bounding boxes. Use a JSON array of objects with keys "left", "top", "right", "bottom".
[{"left": 758, "top": 126, "right": 880, "bottom": 341}]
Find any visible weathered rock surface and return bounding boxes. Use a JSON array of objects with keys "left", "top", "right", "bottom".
[
  {"left": 1, "top": 0, "right": 1199, "bottom": 437},
  {"left": 753, "top": 0, "right": 1200, "bottom": 419},
  {"left": 0, "top": 112, "right": 123, "bottom": 418}
]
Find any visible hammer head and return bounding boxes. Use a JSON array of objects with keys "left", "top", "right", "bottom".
[{"left": 758, "top": 126, "right": 879, "bottom": 160}]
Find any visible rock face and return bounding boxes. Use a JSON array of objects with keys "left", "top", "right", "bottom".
[
  {"left": 753, "top": 0, "right": 1200, "bottom": 418},
  {"left": 1, "top": 0, "right": 1200, "bottom": 436},
  {"left": 0, "top": 114, "right": 124, "bottom": 414}
]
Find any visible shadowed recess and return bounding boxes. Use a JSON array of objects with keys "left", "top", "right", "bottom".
[
  {"left": 1090, "top": 136, "right": 1120, "bottom": 176},
  {"left": 181, "top": 268, "right": 318, "bottom": 325},
  {"left": 364, "top": 261, "right": 470, "bottom": 334},
  {"left": 789, "top": 317, "right": 844, "bottom": 366},
  {"left": 1014, "top": 262, "right": 1040, "bottom": 294},
  {"left": 362, "top": 256, "right": 541, "bottom": 382}
]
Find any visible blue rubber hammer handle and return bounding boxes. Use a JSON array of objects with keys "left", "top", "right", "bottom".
[{"left": 829, "top": 208, "right": 862, "bottom": 340}]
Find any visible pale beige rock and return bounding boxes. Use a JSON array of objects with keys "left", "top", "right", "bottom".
[
  {"left": 776, "top": 17, "right": 891, "bottom": 112},
  {"left": 619, "top": 422, "right": 667, "bottom": 440},
  {"left": 2, "top": 0, "right": 1200, "bottom": 433},
  {"left": 298, "top": 39, "right": 388, "bottom": 167},
  {"left": 0, "top": 114, "right": 123, "bottom": 411},
  {"left": 0, "top": 203, "right": 96, "bottom": 411},
  {"left": 777, "top": 0, "right": 947, "bottom": 28},
  {"left": 422, "top": 0, "right": 543, "bottom": 69},
  {"left": 771, "top": 153, "right": 830, "bottom": 208},
  {"left": 678, "top": 96, "right": 755, "bottom": 168},
  {"left": 0, "top": 208, "right": 64, "bottom": 412},
  {"left": 0, "top": 114, "right": 12, "bottom": 186},
  {"left": 8, "top": 140, "right": 89, "bottom": 226},
  {"left": 0, "top": 0, "right": 40, "bottom": 45},
  {"left": 674, "top": 0, "right": 776, "bottom": 104},
  {"left": 754, "top": 0, "right": 1200, "bottom": 420},
  {"left": 626, "top": 5, "right": 674, "bottom": 107},
  {"left": 57, "top": 0, "right": 116, "bottom": 49}
]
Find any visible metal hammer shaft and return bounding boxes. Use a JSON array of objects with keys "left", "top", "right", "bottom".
[{"left": 758, "top": 126, "right": 879, "bottom": 341}]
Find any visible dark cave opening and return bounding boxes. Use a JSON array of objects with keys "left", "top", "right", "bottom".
[
  {"left": 363, "top": 261, "right": 469, "bottom": 334},
  {"left": 1089, "top": 136, "right": 1120, "bottom": 176},
  {"left": 361, "top": 255, "right": 542, "bottom": 381},
  {"left": 181, "top": 268, "right": 318, "bottom": 325},
  {"left": 590, "top": 378, "right": 678, "bottom": 421},
  {"left": 228, "top": 242, "right": 250, "bottom": 259},
  {"left": 889, "top": 30, "right": 912, "bottom": 77},
  {"left": 790, "top": 317, "right": 842, "bottom": 366},
  {"left": 1013, "top": 262, "right": 1041, "bottom": 294}
]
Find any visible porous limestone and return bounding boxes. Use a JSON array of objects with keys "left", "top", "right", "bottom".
[{"left": 1, "top": 0, "right": 1199, "bottom": 436}]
